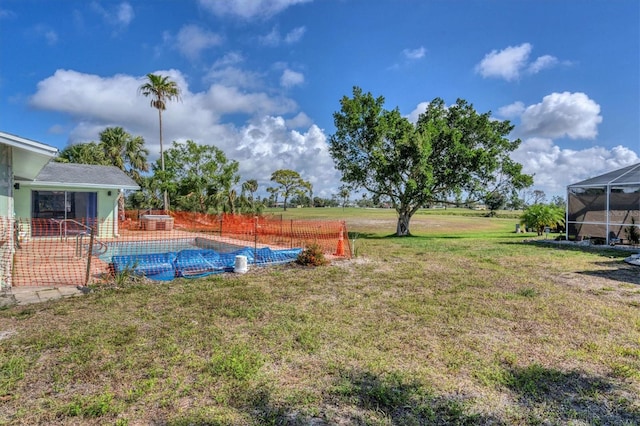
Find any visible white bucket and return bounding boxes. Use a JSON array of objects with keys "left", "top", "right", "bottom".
[{"left": 234, "top": 255, "right": 248, "bottom": 274}]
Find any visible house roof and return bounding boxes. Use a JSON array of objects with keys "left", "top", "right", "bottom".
[
  {"left": 28, "top": 162, "right": 140, "bottom": 190},
  {"left": 0, "top": 131, "right": 58, "bottom": 180},
  {"left": 0, "top": 131, "right": 58, "bottom": 157},
  {"left": 568, "top": 163, "right": 640, "bottom": 187}
]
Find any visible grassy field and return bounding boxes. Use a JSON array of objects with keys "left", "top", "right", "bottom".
[{"left": 1, "top": 208, "right": 639, "bottom": 425}]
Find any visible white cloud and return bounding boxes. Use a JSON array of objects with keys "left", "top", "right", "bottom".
[
  {"left": 0, "top": 9, "right": 16, "bottom": 19},
  {"left": 286, "top": 112, "right": 312, "bottom": 128},
  {"left": 406, "top": 102, "right": 431, "bottom": 123},
  {"left": 519, "top": 92, "right": 602, "bottom": 139},
  {"left": 91, "top": 1, "right": 134, "bottom": 30},
  {"left": 512, "top": 138, "right": 640, "bottom": 196},
  {"left": 27, "top": 69, "right": 340, "bottom": 197},
  {"left": 201, "top": 84, "right": 297, "bottom": 116},
  {"left": 259, "top": 27, "right": 281, "bottom": 46},
  {"left": 31, "top": 24, "right": 59, "bottom": 45},
  {"left": 497, "top": 101, "right": 525, "bottom": 119},
  {"left": 175, "top": 24, "right": 223, "bottom": 60},
  {"left": 205, "top": 65, "right": 264, "bottom": 89},
  {"left": 475, "top": 43, "right": 532, "bottom": 81},
  {"left": 234, "top": 117, "right": 338, "bottom": 195},
  {"left": 116, "top": 3, "right": 134, "bottom": 26},
  {"left": 284, "top": 26, "right": 306, "bottom": 44},
  {"left": 204, "top": 52, "right": 262, "bottom": 88},
  {"left": 527, "top": 54, "right": 558, "bottom": 75},
  {"left": 198, "top": 0, "right": 312, "bottom": 20},
  {"left": 42, "top": 29, "right": 58, "bottom": 45},
  {"left": 476, "top": 43, "right": 561, "bottom": 81},
  {"left": 402, "top": 46, "right": 426, "bottom": 60},
  {"left": 30, "top": 69, "right": 151, "bottom": 123},
  {"left": 213, "top": 51, "right": 244, "bottom": 67},
  {"left": 280, "top": 69, "right": 304, "bottom": 88},
  {"left": 260, "top": 26, "right": 306, "bottom": 46},
  {"left": 48, "top": 124, "right": 67, "bottom": 135}
]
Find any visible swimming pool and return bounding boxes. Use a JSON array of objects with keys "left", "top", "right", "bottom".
[
  {"left": 99, "top": 237, "right": 245, "bottom": 262},
  {"left": 106, "top": 238, "right": 303, "bottom": 281}
]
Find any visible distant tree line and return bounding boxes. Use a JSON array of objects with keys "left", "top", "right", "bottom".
[
  {"left": 56, "top": 76, "right": 552, "bottom": 238},
  {"left": 56, "top": 127, "right": 316, "bottom": 214}
]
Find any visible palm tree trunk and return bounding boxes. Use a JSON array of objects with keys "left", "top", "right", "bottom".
[
  {"left": 118, "top": 192, "right": 125, "bottom": 222},
  {"left": 158, "top": 109, "right": 169, "bottom": 212}
]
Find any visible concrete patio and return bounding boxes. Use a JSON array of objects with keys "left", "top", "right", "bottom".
[{"left": 0, "top": 285, "right": 88, "bottom": 307}]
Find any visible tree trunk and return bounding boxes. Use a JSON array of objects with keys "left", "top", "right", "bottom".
[
  {"left": 396, "top": 210, "right": 412, "bottom": 236},
  {"left": 158, "top": 109, "right": 169, "bottom": 212},
  {"left": 118, "top": 192, "right": 125, "bottom": 221}
]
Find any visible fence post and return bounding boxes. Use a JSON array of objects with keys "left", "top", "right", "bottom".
[
  {"left": 84, "top": 226, "right": 96, "bottom": 286},
  {"left": 254, "top": 216, "right": 258, "bottom": 265}
]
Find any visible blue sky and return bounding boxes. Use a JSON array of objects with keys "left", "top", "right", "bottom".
[{"left": 1, "top": 0, "right": 638, "bottom": 200}]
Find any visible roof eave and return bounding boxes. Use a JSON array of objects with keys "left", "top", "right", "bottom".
[
  {"left": 0, "top": 131, "right": 58, "bottom": 157},
  {"left": 20, "top": 181, "right": 140, "bottom": 190}
]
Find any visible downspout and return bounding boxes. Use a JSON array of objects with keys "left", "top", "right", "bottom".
[
  {"left": 114, "top": 189, "right": 121, "bottom": 238},
  {"left": 565, "top": 186, "right": 569, "bottom": 241},
  {"left": 606, "top": 183, "right": 610, "bottom": 245}
]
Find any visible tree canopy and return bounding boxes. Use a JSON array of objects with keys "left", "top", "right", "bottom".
[
  {"left": 269, "top": 169, "right": 312, "bottom": 211},
  {"left": 161, "top": 140, "right": 240, "bottom": 213},
  {"left": 56, "top": 126, "right": 149, "bottom": 184},
  {"left": 57, "top": 142, "right": 108, "bottom": 166},
  {"left": 329, "top": 87, "right": 533, "bottom": 236},
  {"left": 56, "top": 127, "right": 149, "bottom": 219}
]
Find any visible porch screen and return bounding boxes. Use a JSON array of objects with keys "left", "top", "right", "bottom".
[{"left": 31, "top": 191, "right": 97, "bottom": 236}]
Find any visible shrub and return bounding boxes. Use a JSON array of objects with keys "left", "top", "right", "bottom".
[
  {"left": 297, "top": 243, "right": 329, "bottom": 266},
  {"left": 625, "top": 218, "right": 640, "bottom": 245},
  {"left": 520, "top": 204, "right": 565, "bottom": 236}
]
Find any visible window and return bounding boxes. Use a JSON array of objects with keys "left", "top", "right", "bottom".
[{"left": 31, "top": 191, "right": 97, "bottom": 236}]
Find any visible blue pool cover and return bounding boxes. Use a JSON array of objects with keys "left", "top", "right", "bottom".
[{"left": 112, "top": 247, "right": 302, "bottom": 281}]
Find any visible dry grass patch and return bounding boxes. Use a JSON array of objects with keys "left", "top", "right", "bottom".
[{"left": 0, "top": 212, "right": 638, "bottom": 425}]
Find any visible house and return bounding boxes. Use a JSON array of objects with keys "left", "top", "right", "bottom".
[
  {"left": 0, "top": 131, "right": 58, "bottom": 289},
  {"left": 15, "top": 162, "right": 140, "bottom": 239},
  {"left": 0, "top": 131, "right": 140, "bottom": 289},
  {"left": 567, "top": 163, "right": 640, "bottom": 244},
  {"left": 0, "top": 131, "right": 58, "bottom": 217}
]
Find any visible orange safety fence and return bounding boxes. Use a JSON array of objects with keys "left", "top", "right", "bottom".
[{"left": 3, "top": 213, "right": 351, "bottom": 287}]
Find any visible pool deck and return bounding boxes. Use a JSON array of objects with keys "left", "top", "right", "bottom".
[
  {"left": 1, "top": 285, "right": 88, "bottom": 307},
  {"left": 11, "top": 229, "right": 295, "bottom": 287}
]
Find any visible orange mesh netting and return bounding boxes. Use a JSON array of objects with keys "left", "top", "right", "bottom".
[{"left": 7, "top": 213, "right": 351, "bottom": 287}]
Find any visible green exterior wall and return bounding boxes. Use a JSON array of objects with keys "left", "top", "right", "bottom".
[
  {"left": 13, "top": 187, "right": 120, "bottom": 240},
  {"left": 0, "top": 145, "right": 11, "bottom": 289}
]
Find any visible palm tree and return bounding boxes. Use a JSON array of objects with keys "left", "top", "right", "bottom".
[
  {"left": 99, "top": 127, "right": 150, "bottom": 219},
  {"left": 338, "top": 187, "right": 350, "bottom": 209},
  {"left": 99, "top": 127, "right": 149, "bottom": 183},
  {"left": 56, "top": 142, "right": 108, "bottom": 165},
  {"left": 241, "top": 179, "right": 259, "bottom": 211},
  {"left": 138, "top": 73, "right": 181, "bottom": 211},
  {"left": 520, "top": 204, "right": 565, "bottom": 236},
  {"left": 266, "top": 187, "right": 279, "bottom": 207},
  {"left": 304, "top": 181, "right": 313, "bottom": 207}
]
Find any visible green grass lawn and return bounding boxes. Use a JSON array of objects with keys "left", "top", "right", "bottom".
[{"left": 1, "top": 209, "right": 639, "bottom": 425}]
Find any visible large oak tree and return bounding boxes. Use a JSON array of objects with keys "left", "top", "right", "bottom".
[{"left": 329, "top": 87, "right": 533, "bottom": 236}]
